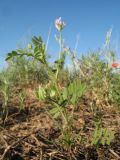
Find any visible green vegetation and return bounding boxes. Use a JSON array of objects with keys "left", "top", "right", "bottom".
[{"left": 0, "top": 18, "right": 120, "bottom": 159}]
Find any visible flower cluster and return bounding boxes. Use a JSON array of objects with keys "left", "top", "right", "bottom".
[{"left": 55, "top": 17, "right": 66, "bottom": 31}]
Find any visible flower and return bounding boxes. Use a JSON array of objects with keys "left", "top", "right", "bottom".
[
  {"left": 27, "top": 43, "right": 32, "bottom": 49},
  {"left": 55, "top": 17, "right": 66, "bottom": 31},
  {"left": 111, "top": 62, "right": 120, "bottom": 68}
]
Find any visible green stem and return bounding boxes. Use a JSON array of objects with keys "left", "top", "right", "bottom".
[
  {"left": 59, "top": 31, "right": 62, "bottom": 59},
  {"left": 56, "top": 31, "right": 62, "bottom": 80}
]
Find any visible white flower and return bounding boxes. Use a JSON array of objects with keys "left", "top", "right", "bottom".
[{"left": 55, "top": 17, "right": 66, "bottom": 31}]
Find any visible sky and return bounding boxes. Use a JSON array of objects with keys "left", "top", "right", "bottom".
[{"left": 0, "top": 0, "right": 120, "bottom": 68}]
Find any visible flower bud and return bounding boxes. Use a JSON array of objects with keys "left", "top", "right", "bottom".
[{"left": 27, "top": 44, "right": 32, "bottom": 49}]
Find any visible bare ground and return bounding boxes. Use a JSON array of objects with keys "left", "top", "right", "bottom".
[{"left": 0, "top": 86, "right": 120, "bottom": 160}]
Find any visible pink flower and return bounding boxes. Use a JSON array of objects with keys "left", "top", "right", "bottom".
[
  {"left": 55, "top": 17, "right": 66, "bottom": 31},
  {"left": 111, "top": 63, "right": 120, "bottom": 68}
]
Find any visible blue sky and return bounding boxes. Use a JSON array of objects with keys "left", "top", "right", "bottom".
[{"left": 0, "top": 0, "right": 120, "bottom": 68}]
